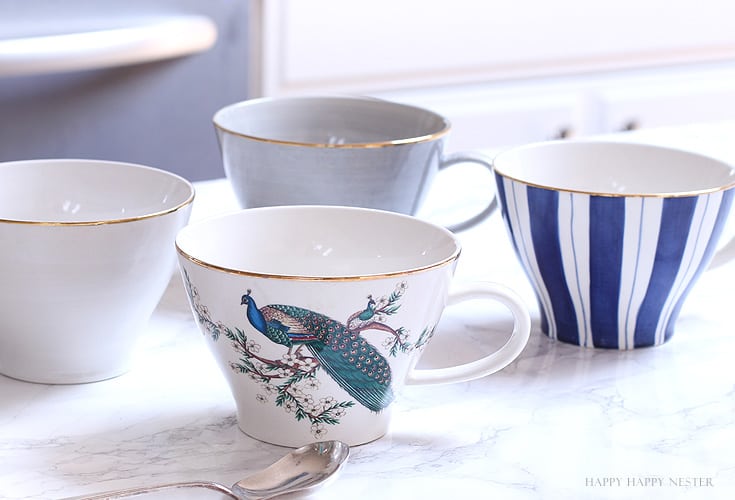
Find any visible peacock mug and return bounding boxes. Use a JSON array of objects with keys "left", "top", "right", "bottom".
[
  {"left": 494, "top": 140, "right": 735, "bottom": 349},
  {"left": 213, "top": 95, "right": 496, "bottom": 232},
  {"left": 176, "top": 206, "right": 531, "bottom": 447}
]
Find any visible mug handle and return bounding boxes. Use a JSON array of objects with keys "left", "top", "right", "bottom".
[
  {"left": 404, "top": 282, "right": 531, "bottom": 386},
  {"left": 708, "top": 233, "right": 735, "bottom": 268},
  {"left": 439, "top": 151, "right": 498, "bottom": 232}
]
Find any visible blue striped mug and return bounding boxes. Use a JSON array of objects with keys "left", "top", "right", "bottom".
[{"left": 493, "top": 141, "right": 735, "bottom": 349}]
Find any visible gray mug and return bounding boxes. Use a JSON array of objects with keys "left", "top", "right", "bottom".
[{"left": 213, "top": 96, "right": 495, "bottom": 232}]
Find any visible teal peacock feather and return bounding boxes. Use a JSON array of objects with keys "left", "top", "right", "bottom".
[{"left": 241, "top": 292, "right": 394, "bottom": 412}]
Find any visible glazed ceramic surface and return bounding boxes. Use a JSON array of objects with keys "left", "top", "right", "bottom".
[
  {"left": 494, "top": 141, "right": 735, "bottom": 349},
  {"left": 5, "top": 121, "right": 735, "bottom": 500},
  {"left": 213, "top": 96, "right": 495, "bottom": 232},
  {"left": 176, "top": 206, "right": 530, "bottom": 446},
  {"left": 0, "top": 159, "right": 194, "bottom": 383}
]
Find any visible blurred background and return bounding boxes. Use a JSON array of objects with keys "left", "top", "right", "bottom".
[{"left": 2, "top": 0, "right": 735, "bottom": 181}]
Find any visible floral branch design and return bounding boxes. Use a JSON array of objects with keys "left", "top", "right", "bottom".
[
  {"left": 223, "top": 326, "right": 354, "bottom": 438},
  {"left": 182, "top": 270, "right": 433, "bottom": 439}
]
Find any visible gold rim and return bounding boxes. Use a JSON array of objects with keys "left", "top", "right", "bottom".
[
  {"left": 0, "top": 161, "right": 195, "bottom": 226},
  {"left": 493, "top": 140, "right": 735, "bottom": 198},
  {"left": 1, "top": 195, "right": 195, "bottom": 226},
  {"left": 176, "top": 205, "right": 462, "bottom": 281},
  {"left": 496, "top": 174, "right": 735, "bottom": 198},
  {"left": 176, "top": 244, "right": 461, "bottom": 282},
  {"left": 212, "top": 96, "right": 451, "bottom": 148}
]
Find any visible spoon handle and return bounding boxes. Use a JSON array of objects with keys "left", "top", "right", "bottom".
[{"left": 63, "top": 480, "right": 237, "bottom": 499}]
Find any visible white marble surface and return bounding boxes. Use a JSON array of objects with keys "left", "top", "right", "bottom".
[{"left": 3, "top": 122, "right": 735, "bottom": 500}]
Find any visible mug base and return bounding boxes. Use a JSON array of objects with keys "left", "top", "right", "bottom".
[
  {"left": 235, "top": 415, "right": 387, "bottom": 448},
  {"left": 544, "top": 331, "right": 672, "bottom": 350},
  {"left": 0, "top": 364, "right": 131, "bottom": 384}
]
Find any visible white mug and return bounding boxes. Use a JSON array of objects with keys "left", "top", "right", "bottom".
[
  {"left": 0, "top": 159, "right": 193, "bottom": 383},
  {"left": 176, "top": 206, "right": 531, "bottom": 446}
]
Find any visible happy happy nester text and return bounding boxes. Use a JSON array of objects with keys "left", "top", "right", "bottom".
[{"left": 586, "top": 476, "right": 713, "bottom": 488}]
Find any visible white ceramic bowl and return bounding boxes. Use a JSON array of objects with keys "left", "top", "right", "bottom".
[{"left": 0, "top": 159, "right": 194, "bottom": 383}]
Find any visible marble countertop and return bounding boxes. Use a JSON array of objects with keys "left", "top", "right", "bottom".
[{"left": 2, "top": 122, "right": 735, "bottom": 500}]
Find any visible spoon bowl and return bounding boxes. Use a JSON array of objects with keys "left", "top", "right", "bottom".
[
  {"left": 65, "top": 440, "right": 349, "bottom": 500},
  {"left": 232, "top": 440, "right": 348, "bottom": 499}
]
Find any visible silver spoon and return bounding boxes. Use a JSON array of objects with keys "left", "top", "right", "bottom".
[{"left": 66, "top": 440, "right": 349, "bottom": 500}]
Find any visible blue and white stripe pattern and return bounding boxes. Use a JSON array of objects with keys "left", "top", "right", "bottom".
[{"left": 495, "top": 173, "right": 734, "bottom": 349}]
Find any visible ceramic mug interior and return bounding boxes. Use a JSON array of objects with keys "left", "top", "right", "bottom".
[
  {"left": 0, "top": 159, "right": 194, "bottom": 222},
  {"left": 213, "top": 96, "right": 450, "bottom": 146},
  {"left": 493, "top": 141, "right": 735, "bottom": 195},
  {"left": 176, "top": 206, "right": 460, "bottom": 277}
]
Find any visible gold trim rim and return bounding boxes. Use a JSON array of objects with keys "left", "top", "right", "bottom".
[
  {"left": 175, "top": 244, "right": 461, "bottom": 282},
  {"left": 496, "top": 175, "right": 735, "bottom": 198},
  {"left": 493, "top": 140, "right": 735, "bottom": 198},
  {"left": 175, "top": 204, "right": 462, "bottom": 282},
  {"left": 212, "top": 96, "right": 451, "bottom": 149},
  {"left": 0, "top": 196, "right": 195, "bottom": 226},
  {"left": 0, "top": 160, "right": 195, "bottom": 226}
]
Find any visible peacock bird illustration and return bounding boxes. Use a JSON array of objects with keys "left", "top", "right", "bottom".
[{"left": 240, "top": 290, "right": 396, "bottom": 412}]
